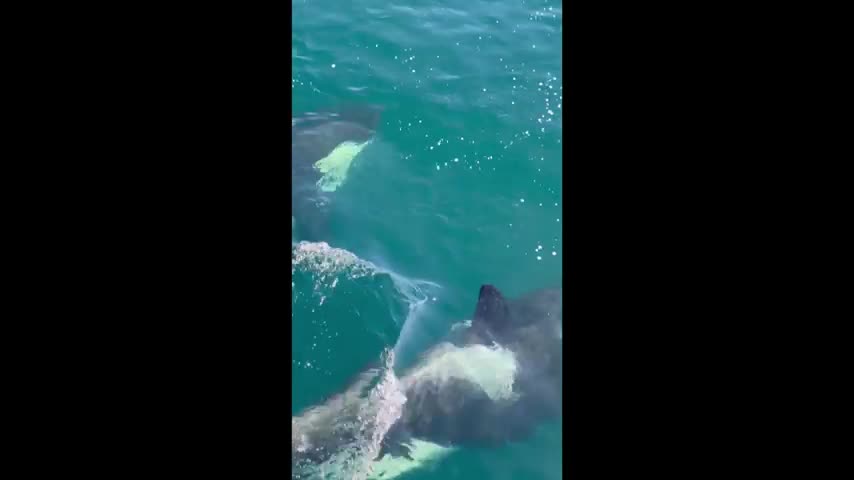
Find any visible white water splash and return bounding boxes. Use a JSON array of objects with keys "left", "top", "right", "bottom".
[
  {"left": 292, "top": 241, "right": 375, "bottom": 281},
  {"left": 358, "top": 351, "right": 407, "bottom": 478},
  {"left": 294, "top": 350, "right": 407, "bottom": 480}
]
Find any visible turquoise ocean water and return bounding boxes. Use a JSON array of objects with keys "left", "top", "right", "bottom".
[{"left": 293, "top": 0, "right": 562, "bottom": 478}]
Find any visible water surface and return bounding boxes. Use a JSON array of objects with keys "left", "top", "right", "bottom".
[{"left": 293, "top": 1, "right": 562, "bottom": 478}]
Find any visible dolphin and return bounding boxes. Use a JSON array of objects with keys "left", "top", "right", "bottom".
[
  {"left": 291, "top": 284, "right": 563, "bottom": 479},
  {"left": 291, "top": 105, "right": 383, "bottom": 241}
]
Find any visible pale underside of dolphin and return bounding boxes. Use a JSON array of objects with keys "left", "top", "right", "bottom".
[
  {"left": 291, "top": 285, "right": 563, "bottom": 479},
  {"left": 291, "top": 105, "right": 382, "bottom": 241}
]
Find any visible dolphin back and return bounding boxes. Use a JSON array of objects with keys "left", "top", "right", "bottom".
[{"left": 291, "top": 104, "right": 383, "bottom": 241}]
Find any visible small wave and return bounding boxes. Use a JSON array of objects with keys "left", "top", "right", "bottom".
[
  {"left": 292, "top": 243, "right": 445, "bottom": 477},
  {"left": 292, "top": 241, "right": 440, "bottom": 323}
]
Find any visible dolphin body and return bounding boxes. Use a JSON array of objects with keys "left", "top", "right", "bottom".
[
  {"left": 291, "top": 105, "right": 382, "bottom": 241},
  {"left": 292, "top": 285, "right": 563, "bottom": 479}
]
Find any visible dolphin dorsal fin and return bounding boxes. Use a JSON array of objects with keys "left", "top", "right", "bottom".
[{"left": 473, "top": 284, "right": 510, "bottom": 331}]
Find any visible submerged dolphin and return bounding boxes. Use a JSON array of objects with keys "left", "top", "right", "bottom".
[
  {"left": 292, "top": 105, "right": 382, "bottom": 241},
  {"left": 292, "top": 284, "right": 563, "bottom": 479}
]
